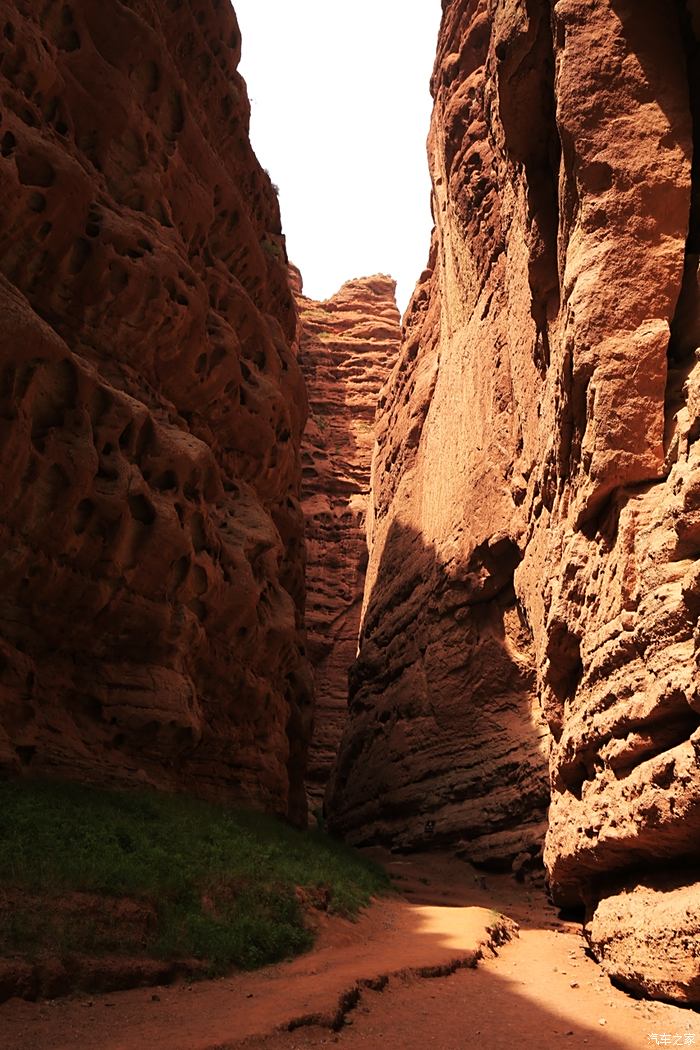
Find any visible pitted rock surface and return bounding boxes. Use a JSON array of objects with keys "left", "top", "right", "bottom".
[
  {"left": 0, "top": 0, "right": 312, "bottom": 822},
  {"left": 326, "top": 0, "right": 700, "bottom": 1001}
]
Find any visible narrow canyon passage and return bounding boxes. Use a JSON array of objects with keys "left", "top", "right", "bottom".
[
  {"left": 293, "top": 271, "right": 401, "bottom": 811},
  {"left": 0, "top": 0, "right": 698, "bottom": 1042}
]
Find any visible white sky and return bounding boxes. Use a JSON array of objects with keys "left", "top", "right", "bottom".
[{"left": 232, "top": 1, "right": 442, "bottom": 315}]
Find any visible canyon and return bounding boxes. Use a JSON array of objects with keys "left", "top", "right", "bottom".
[{"left": 0, "top": 0, "right": 698, "bottom": 1017}]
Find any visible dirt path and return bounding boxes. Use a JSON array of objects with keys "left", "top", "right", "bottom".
[{"left": 1, "top": 852, "right": 697, "bottom": 1049}]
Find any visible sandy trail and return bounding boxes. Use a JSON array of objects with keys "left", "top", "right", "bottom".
[{"left": 1, "top": 852, "right": 697, "bottom": 1050}]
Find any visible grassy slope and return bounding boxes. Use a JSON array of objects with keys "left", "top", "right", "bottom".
[{"left": 0, "top": 779, "right": 389, "bottom": 974}]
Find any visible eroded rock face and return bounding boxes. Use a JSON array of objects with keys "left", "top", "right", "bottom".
[
  {"left": 294, "top": 271, "right": 400, "bottom": 809},
  {"left": 587, "top": 875, "right": 700, "bottom": 1003},
  {"left": 327, "top": 0, "right": 700, "bottom": 999},
  {"left": 0, "top": 0, "right": 312, "bottom": 822}
]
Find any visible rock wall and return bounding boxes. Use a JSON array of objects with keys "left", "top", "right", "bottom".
[
  {"left": 327, "top": 0, "right": 700, "bottom": 1000},
  {"left": 0, "top": 0, "right": 312, "bottom": 823},
  {"left": 294, "top": 271, "right": 400, "bottom": 809}
]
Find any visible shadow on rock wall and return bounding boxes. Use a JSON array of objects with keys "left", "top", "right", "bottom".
[{"left": 325, "top": 517, "right": 551, "bottom": 868}]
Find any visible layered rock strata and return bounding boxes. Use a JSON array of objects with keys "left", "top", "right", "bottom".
[
  {"left": 0, "top": 0, "right": 312, "bottom": 822},
  {"left": 327, "top": 0, "right": 700, "bottom": 1000},
  {"left": 294, "top": 271, "right": 400, "bottom": 808}
]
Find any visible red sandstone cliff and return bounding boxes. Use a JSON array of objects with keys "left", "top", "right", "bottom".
[
  {"left": 294, "top": 271, "right": 400, "bottom": 809},
  {"left": 327, "top": 0, "right": 700, "bottom": 1001},
  {"left": 0, "top": 0, "right": 312, "bottom": 823}
]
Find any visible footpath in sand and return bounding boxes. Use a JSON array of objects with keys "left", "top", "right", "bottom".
[{"left": 1, "top": 852, "right": 697, "bottom": 1050}]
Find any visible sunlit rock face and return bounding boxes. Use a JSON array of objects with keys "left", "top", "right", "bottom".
[
  {"left": 293, "top": 270, "right": 400, "bottom": 810},
  {"left": 0, "top": 0, "right": 312, "bottom": 823},
  {"left": 327, "top": 0, "right": 700, "bottom": 1001}
]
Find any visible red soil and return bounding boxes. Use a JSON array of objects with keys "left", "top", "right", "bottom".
[{"left": 1, "top": 852, "right": 696, "bottom": 1050}]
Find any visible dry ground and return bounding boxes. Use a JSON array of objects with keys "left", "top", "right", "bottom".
[{"left": 1, "top": 851, "right": 697, "bottom": 1050}]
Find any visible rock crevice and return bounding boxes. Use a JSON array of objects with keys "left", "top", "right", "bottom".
[{"left": 294, "top": 270, "right": 400, "bottom": 808}]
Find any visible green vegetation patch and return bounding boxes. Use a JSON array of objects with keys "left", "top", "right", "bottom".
[{"left": 0, "top": 779, "right": 389, "bottom": 975}]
